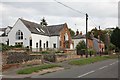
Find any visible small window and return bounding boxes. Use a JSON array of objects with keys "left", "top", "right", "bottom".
[
  {"left": 46, "top": 41, "right": 48, "bottom": 48},
  {"left": 15, "top": 42, "right": 23, "bottom": 45},
  {"left": 40, "top": 28, "right": 45, "bottom": 33},
  {"left": 36, "top": 43, "right": 38, "bottom": 48},
  {"left": 39, "top": 40, "right": 42, "bottom": 48},
  {"left": 36, "top": 28, "right": 41, "bottom": 32},
  {"left": 44, "top": 43, "right": 45, "bottom": 48},
  {"left": 53, "top": 43, "right": 56, "bottom": 48}
]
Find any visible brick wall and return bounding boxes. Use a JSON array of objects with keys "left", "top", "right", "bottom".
[{"left": 59, "top": 23, "right": 72, "bottom": 49}]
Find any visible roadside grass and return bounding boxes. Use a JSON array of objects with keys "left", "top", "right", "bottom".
[
  {"left": 69, "top": 55, "right": 118, "bottom": 65},
  {"left": 17, "top": 64, "right": 61, "bottom": 74}
]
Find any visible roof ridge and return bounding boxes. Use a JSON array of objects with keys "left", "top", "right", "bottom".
[
  {"left": 47, "top": 23, "right": 65, "bottom": 27},
  {"left": 19, "top": 18, "right": 39, "bottom": 25}
]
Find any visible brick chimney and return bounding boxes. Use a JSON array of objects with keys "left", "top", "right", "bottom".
[
  {"left": 80, "top": 31, "right": 82, "bottom": 35},
  {"left": 76, "top": 29, "right": 79, "bottom": 35}
]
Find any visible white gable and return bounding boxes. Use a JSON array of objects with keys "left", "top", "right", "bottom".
[{"left": 8, "top": 18, "right": 31, "bottom": 46}]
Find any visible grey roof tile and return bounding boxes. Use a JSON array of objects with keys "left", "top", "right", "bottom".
[{"left": 20, "top": 18, "right": 65, "bottom": 36}]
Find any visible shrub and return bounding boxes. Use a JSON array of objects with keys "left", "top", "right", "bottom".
[
  {"left": 104, "top": 50, "right": 108, "bottom": 55},
  {"left": 41, "top": 51, "right": 49, "bottom": 54},
  {"left": 14, "top": 44, "right": 23, "bottom": 48},
  {"left": 88, "top": 49, "right": 96, "bottom": 55}
]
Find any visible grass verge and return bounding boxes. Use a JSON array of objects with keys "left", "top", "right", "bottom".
[
  {"left": 17, "top": 64, "right": 61, "bottom": 74},
  {"left": 69, "top": 55, "right": 118, "bottom": 65}
]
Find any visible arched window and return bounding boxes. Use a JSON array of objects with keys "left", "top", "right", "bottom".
[
  {"left": 39, "top": 40, "right": 42, "bottom": 48},
  {"left": 46, "top": 41, "right": 48, "bottom": 48},
  {"left": 16, "top": 30, "right": 23, "bottom": 40},
  {"left": 65, "top": 33, "right": 68, "bottom": 41}
]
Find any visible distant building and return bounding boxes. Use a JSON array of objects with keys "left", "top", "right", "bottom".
[
  {"left": 72, "top": 30, "right": 105, "bottom": 53},
  {"left": 0, "top": 26, "right": 12, "bottom": 44}
]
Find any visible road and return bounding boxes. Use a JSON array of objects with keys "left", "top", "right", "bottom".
[{"left": 31, "top": 59, "right": 118, "bottom": 78}]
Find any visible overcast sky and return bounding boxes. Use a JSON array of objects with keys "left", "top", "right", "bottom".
[{"left": 0, "top": 0, "right": 119, "bottom": 34}]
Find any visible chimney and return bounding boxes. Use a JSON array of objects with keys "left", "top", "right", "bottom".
[
  {"left": 80, "top": 31, "right": 82, "bottom": 35},
  {"left": 76, "top": 29, "right": 79, "bottom": 35}
]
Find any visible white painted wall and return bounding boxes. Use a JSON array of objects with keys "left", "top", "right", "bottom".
[
  {"left": 8, "top": 19, "right": 31, "bottom": 47},
  {"left": 72, "top": 38, "right": 86, "bottom": 49},
  {"left": 0, "top": 36, "right": 8, "bottom": 44},
  {"left": 31, "top": 33, "right": 49, "bottom": 49},
  {"left": 49, "top": 36, "right": 59, "bottom": 48}
]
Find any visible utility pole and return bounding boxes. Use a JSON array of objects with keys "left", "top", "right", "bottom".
[{"left": 86, "top": 13, "right": 88, "bottom": 58}]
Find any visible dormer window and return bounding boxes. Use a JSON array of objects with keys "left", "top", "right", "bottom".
[{"left": 16, "top": 30, "right": 23, "bottom": 40}]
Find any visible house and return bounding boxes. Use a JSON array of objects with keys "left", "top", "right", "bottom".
[
  {"left": 93, "top": 38, "right": 105, "bottom": 53},
  {"left": 7, "top": 18, "right": 73, "bottom": 51},
  {"left": 72, "top": 30, "right": 105, "bottom": 53},
  {"left": 72, "top": 30, "right": 93, "bottom": 49},
  {"left": 0, "top": 26, "right": 12, "bottom": 44}
]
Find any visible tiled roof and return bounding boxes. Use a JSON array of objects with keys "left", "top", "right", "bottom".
[
  {"left": 72, "top": 34, "right": 85, "bottom": 39},
  {"left": 20, "top": 18, "right": 65, "bottom": 36},
  {"left": 0, "top": 28, "right": 6, "bottom": 32}
]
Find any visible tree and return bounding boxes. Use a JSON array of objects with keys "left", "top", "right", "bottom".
[
  {"left": 76, "top": 40, "right": 86, "bottom": 55},
  {"left": 76, "top": 40, "right": 86, "bottom": 50},
  {"left": 69, "top": 28, "right": 75, "bottom": 37},
  {"left": 40, "top": 17, "right": 48, "bottom": 26},
  {"left": 108, "top": 43, "right": 116, "bottom": 51},
  {"left": 110, "top": 27, "right": 120, "bottom": 49}
]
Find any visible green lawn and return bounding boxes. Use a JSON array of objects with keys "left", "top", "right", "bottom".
[
  {"left": 17, "top": 64, "right": 61, "bottom": 74},
  {"left": 69, "top": 55, "right": 118, "bottom": 65}
]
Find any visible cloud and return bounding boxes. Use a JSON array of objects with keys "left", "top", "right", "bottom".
[{"left": 0, "top": 1, "right": 118, "bottom": 34}]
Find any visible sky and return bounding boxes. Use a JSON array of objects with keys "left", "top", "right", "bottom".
[{"left": 0, "top": 0, "right": 119, "bottom": 34}]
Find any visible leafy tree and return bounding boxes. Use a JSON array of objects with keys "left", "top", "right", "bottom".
[
  {"left": 69, "top": 28, "right": 75, "bottom": 37},
  {"left": 76, "top": 40, "right": 86, "bottom": 50},
  {"left": 110, "top": 27, "right": 120, "bottom": 49},
  {"left": 40, "top": 17, "right": 48, "bottom": 26},
  {"left": 108, "top": 43, "right": 116, "bottom": 51}
]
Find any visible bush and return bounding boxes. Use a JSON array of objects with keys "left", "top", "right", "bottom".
[
  {"left": 88, "top": 49, "right": 96, "bottom": 55},
  {"left": 14, "top": 44, "right": 23, "bottom": 48},
  {"left": 1, "top": 43, "right": 10, "bottom": 51},
  {"left": 41, "top": 51, "right": 49, "bottom": 54},
  {"left": 104, "top": 50, "right": 109, "bottom": 55}
]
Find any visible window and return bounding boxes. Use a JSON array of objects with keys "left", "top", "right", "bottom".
[
  {"left": 44, "top": 43, "right": 45, "bottom": 48},
  {"left": 36, "top": 42, "right": 38, "bottom": 48},
  {"left": 16, "top": 30, "right": 23, "bottom": 40},
  {"left": 53, "top": 43, "right": 56, "bottom": 48},
  {"left": 36, "top": 28, "right": 41, "bottom": 32},
  {"left": 39, "top": 40, "right": 42, "bottom": 48},
  {"left": 15, "top": 42, "right": 23, "bottom": 45},
  {"left": 46, "top": 41, "right": 48, "bottom": 48}
]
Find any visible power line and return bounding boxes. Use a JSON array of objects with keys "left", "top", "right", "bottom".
[
  {"left": 89, "top": 16, "right": 99, "bottom": 29},
  {"left": 54, "top": 0, "right": 99, "bottom": 29},
  {"left": 54, "top": 0, "right": 86, "bottom": 15}
]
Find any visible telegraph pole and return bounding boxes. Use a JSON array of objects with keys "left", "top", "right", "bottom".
[{"left": 86, "top": 13, "right": 88, "bottom": 58}]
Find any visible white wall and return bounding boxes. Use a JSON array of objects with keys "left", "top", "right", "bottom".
[
  {"left": 49, "top": 36, "right": 59, "bottom": 48},
  {"left": 8, "top": 19, "right": 31, "bottom": 47},
  {"left": 0, "top": 36, "right": 8, "bottom": 44},
  {"left": 72, "top": 38, "right": 86, "bottom": 49},
  {"left": 31, "top": 33, "right": 49, "bottom": 49}
]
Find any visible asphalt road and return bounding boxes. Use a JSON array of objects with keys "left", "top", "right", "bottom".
[{"left": 31, "top": 59, "right": 118, "bottom": 78}]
